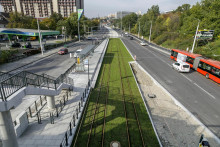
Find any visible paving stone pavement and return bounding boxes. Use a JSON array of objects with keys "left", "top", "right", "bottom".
[{"left": 13, "top": 39, "right": 108, "bottom": 147}]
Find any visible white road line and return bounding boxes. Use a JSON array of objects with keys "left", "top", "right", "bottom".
[
  {"left": 181, "top": 73, "right": 193, "bottom": 82},
  {"left": 126, "top": 37, "right": 217, "bottom": 101},
  {"left": 194, "top": 83, "right": 216, "bottom": 99}
]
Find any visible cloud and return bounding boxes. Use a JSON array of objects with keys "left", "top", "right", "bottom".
[{"left": 85, "top": 0, "right": 201, "bottom": 18}]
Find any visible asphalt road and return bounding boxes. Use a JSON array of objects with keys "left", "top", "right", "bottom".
[
  {"left": 121, "top": 36, "right": 220, "bottom": 138},
  {"left": 25, "top": 27, "right": 109, "bottom": 77}
]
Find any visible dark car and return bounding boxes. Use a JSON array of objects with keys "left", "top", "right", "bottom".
[
  {"left": 58, "top": 48, "right": 68, "bottom": 55},
  {"left": 130, "top": 37, "right": 133, "bottom": 40},
  {"left": 11, "top": 42, "right": 21, "bottom": 48},
  {"left": 25, "top": 42, "right": 32, "bottom": 48}
]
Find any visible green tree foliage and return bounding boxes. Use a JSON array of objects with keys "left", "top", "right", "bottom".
[
  {"left": 122, "top": 13, "right": 138, "bottom": 32},
  {"left": 124, "top": 0, "right": 220, "bottom": 60},
  {"left": 6, "top": 12, "right": 97, "bottom": 39},
  {"left": 7, "top": 12, "right": 33, "bottom": 28}
]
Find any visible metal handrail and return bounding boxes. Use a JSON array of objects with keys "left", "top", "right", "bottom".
[
  {"left": 0, "top": 63, "right": 75, "bottom": 101},
  {"left": 60, "top": 84, "right": 90, "bottom": 147}
]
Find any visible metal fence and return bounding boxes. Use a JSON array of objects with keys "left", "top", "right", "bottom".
[
  {"left": 60, "top": 82, "right": 90, "bottom": 147},
  {"left": 0, "top": 62, "right": 75, "bottom": 101}
]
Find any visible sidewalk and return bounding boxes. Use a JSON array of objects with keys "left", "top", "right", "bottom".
[{"left": 15, "top": 39, "right": 108, "bottom": 147}]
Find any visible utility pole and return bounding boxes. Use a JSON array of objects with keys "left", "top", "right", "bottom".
[
  {"left": 121, "top": 11, "right": 122, "bottom": 30},
  {"left": 149, "top": 21, "right": 152, "bottom": 43},
  {"left": 138, "top": 22, "right": 140, "bottom": 38},
  {"left": 192, "top": 21, "right": 200, "bottom": 53},
  {"left": 37, "top": 18, "right": 43, "bottom": 55},
  {"left": 88, "top": 59, "right": 90, "bottom": 85},
  {"left": 129, "top": 22, "right": 130, "bottom": 34},
  {"left": 78, "top": 20, "right": 80, "bottom": 42}
]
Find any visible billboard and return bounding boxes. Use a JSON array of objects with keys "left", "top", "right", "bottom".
[{"left": 196, "top": 30, "right": 214, "bottom": 40}]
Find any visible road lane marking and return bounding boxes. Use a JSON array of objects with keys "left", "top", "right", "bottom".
[
  {"left": 194, "top": 83, "right": 216, "bottom": 99},
  {"left": 124, "top": 37, "right": 217, "bottom": 100},
  {"left": 180, "top": 73, "right": 193, "bottom": 82}
]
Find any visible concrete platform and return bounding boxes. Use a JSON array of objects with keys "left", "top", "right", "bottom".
[{"left": 14, "top": 39, "right": 109, "bottom": 147}]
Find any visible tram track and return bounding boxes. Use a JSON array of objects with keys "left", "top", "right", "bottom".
[{"left": 117, "top": 40, "right": 145, "bottom": 146}]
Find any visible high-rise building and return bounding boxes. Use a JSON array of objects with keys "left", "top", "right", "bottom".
[
  {"left": 0, "top": 0, "right": 84, "bottom": 18},
  {"left": 115, "top": 11, "right": 132, "bottom": 19}
]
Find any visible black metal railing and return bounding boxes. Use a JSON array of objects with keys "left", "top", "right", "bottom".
[
  {"left": 60, "top": 82, "right": 90, "bottom": 147},
  {"left": 0, "top": 63, "right": 75, "bottom": 101}
]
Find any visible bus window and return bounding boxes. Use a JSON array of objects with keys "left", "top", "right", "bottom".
[
  {"left": 211, "top": 67, "right": 220, "bottom": 78},
  {"left": 171, "top": 50, "right": 178, "bottom": 58},
  {"left": 186, "top": 56, "right": 194, "bottom": 65}
]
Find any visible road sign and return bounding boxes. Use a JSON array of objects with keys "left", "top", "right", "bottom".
[
  {"left": 78, "top": 9, "right": 84, "bottom": 21},
  {"left": 196, "top": 30, "right": 214, "bottom": 40}
]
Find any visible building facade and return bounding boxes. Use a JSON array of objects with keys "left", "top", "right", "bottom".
[
  {"left": 0, "top": 12, "right": 9, "bottom": 28},
  {"left": 0, "top": 0, "right": 84, "bottom": 18},
  {"left": 115, "top": 11, "right": 132, "bottom": 19}
]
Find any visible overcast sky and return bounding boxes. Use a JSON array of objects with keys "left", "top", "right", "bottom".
[
  {"left": 84, "top": 0, "right": 202, "bottom": 18},
  {"left": 0, "top": 0, "right": 202, "bottom": 18}
]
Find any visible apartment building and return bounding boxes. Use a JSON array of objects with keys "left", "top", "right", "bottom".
[{"left": 0, "top": 0, "right": 84, "bottom": 18}]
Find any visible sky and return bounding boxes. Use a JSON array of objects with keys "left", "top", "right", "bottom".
[
  {"left": 84, "top": 0, "right": 202, "bottom": 18},
  {"left": 0, "top": 0, "right": 202, "bottom": 18}
]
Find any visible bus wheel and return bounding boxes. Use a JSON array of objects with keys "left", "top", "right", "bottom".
[{"left": 205, "top": 74, "right": 209, "bottom": 79}]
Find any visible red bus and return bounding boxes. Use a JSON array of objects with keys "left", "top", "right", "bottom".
[
  {"left": 170, "top": 49, "right": 220, "bottom": 84},
  {"left": 170, "top": 49, "right": 202, "bottom": 68}
]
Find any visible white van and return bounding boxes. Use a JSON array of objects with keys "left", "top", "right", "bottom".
[
  {"left": 172, "top": 62, "right": 190, "bottom": 72},
  {"left": 74, "top": 49, "right": 82, "bottom": 58}
]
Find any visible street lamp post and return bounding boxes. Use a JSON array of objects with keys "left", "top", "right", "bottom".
[
  {"left": 191, "top": 20, "right": 200, "bottom": 53},
  {"left": 129, "top": 22, "right": 130, "bottom": 34},
  {"left": 138, "top": 22, "right": 140, "bottom": 38},
  {"left": 149, "top": 21, "right": 152, "bottom": 43},
  {"left": 78, "top": 20, "right": 80, "bottom": 42},
  {"left": 88, "top": 59, "right": 90, "bottom": 86},
  {"left": 37, "top": 18, "right": 44, "bottom": 55}
]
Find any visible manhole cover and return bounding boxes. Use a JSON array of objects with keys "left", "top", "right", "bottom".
[
  {"left": 148, "top": 94, "right": 156, "bottom": 98},
  {"left": 110, "top": 141, "right": 121, "bottom": 147}
]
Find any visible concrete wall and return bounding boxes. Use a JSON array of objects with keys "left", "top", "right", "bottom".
[{"left": 14, "top": 111, "right": 28, "bottom": 137}]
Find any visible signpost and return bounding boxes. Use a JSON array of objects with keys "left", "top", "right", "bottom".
[{"left": 78, "top": 9, "right": 84, "bottom": 42}]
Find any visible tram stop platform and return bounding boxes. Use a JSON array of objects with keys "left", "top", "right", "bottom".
[{"left": 8, "top": 39, "right": 109, "bottom": 147}]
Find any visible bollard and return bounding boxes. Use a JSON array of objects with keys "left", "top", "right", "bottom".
[
  {"left": 63, "top": 95, "right": 66, "bottom": 105},
  {"left": 37, "top": 112, "right": 42, "bottom": 124},
  {"left": 66, "top": 91, "right": 68, "bottom": 100},
  {"left": 40, "top": 96, "right": 43, "bottom": 106},
  {"left": 79, "top": 102, "right": 81, "bottom": 112},
  {"left": 70, "top": 123, "right": 72, "bottom": 136},
  {"left": 65, "top": 132, "right": 68, "bottom": 146},
  {"left": 76, "top": 109, "right": 78, "bottom": 119},
  {"left": 35, "top": 101, "right": 38, "bottom": 112},
  {"left": 29, "top": 106, "right": 32, "bottom": 118},
  {"left": 73, "top": 115, "right": 75, "bottom": 127},
  {"left": 56, "top": 106, "right": 59, "bottom": 117},
  {"left": 60, "top": 100, "right": 63, "bottom": 110}
]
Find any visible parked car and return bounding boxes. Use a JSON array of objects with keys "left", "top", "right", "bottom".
[
  {"left": 74, "top": 49, "right": 82, "bottom": 57},
  {"left": 140, "top": 41, "right": 147, "bottom": 46},
  {"left": 11, "top": 42, "right": 21, "bottom": 48},
  {"left": 172, "top": 62, "right": 190, "bottom": 72},
  {"left": 87, "top": 37, "right": 93, "bottom": 40},
  {"left": 58, "top": 48, "right": 68, "bottom": 55},
  {"left": 25, "top": 42, "right": 32, "bottom": 48}
]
